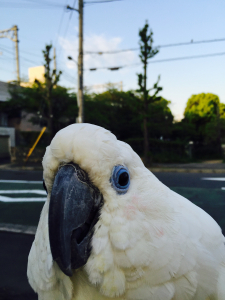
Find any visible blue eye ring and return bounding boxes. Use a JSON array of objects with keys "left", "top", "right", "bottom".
[{"left": 110, "top": 165, "right": 130, "bottom": 194}]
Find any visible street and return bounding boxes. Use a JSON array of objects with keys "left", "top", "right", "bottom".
[
  {"left": 0, "top": 169, "right": 224, "bottom": 299},
  {"left": 0, "top": 232, "right": 37, "bottom": 300}
]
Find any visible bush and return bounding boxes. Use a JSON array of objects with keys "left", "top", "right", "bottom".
[
  {"left": 125, "top": 138, "right": 189, "bottom": 163},
  {"left": 16, "top": 131, "right": 50, "bottom": 148},
  {"left": 192, "top": 143, "right": 223, "bottom": 160}
]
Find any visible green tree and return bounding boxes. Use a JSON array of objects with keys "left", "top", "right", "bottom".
[
  {"left": 0, "top": 44, "right": 78, "bottom": 143},
  {"left": 137, "top": 21, "right": 162, "bottom": 164},
  {"left": 1, "top": 83, "right": 78, "bottom": 139},
  {"left": 183, "top": 93, "right": 223, "bottom": 158},
  {"left": 184, "top": 93, "right": 220, "bottom": 121},
  {"left": 84, "top": 88, "right": 173, "bottom": 147},
  {"left": 35, "top": 44, "right": 62, "bottom": 140},
  {"left": 84, "top": 89, "right": 143, "bottom": 140}
]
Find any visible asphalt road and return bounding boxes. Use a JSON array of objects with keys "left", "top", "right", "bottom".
[
  {"left": 0, "top": 168, "right": 224, "bottom": 188},
  {"left": 0, "top": 169, "right": 225, "bottom": 300},
  {"left": 0, "top": 232, "right": 37, "bottom": 300},
  {"left": 0, "top": 170, "right": 41, "bottom": 300},
  {"left": 0, "top": 170, "right": 42, "bottom": 181},
  {"left": 154, "top": 171, "right": 225, "bottom": 189}
]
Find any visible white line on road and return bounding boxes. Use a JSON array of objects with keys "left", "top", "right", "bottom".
[
  {"left": 202, "top": 178, "right": 225, "bottom": 189},
  {"left": 0, "top": 195, "right": 46, "bottom": 202},
  {"left": 0, "top": 190, "right": 46, "bottom": 195},
  {"left": 202, "top": 178, "right": 225, "bottom": 181},
  {"left": 0, "top": 180, "right": 42, "bottom": 184}
]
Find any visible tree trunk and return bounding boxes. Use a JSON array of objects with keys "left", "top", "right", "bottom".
[
  {"left": 46, "top": 80, "right": 54, "bottom": 142},
  {"left": 48, "top": 96, "right": 54, "bottom": 141},
  {"left": 216, "top": 104, "right": 222, "bottom": 156},
  {"left": 143, "top": 55, "right": 150, "bottom": 165},
  {"left": 143, "top": 114, "right": 149, "bottom": 164}
]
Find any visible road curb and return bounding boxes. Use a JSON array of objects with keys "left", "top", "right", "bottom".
[
  {"left": 0, "top": 164, "right": 42, "bottom": 171},
  {"left": 150, "top": 168, "right": 225, "bottom": 173},
  {"left": 0, "top": 223, "right": 36, "bottom": 235}
]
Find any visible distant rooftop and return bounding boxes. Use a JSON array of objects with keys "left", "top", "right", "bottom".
[
  {"left": 28, "top": 66, "right": 45, "bottom": 83},
  {"left": 0, "top": 66, "right": 45, "bottom": 101},
  {"left": 20, "top": 65, "right": 45, "bottom": 88}
]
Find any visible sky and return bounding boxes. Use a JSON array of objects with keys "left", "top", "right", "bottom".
[{"left": 0, "top": 0, "right": 225, "bottom": 120}]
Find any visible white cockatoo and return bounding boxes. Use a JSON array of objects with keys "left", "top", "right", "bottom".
[{"left": 27, "top": 123, "right": 225, "bottom": 300}]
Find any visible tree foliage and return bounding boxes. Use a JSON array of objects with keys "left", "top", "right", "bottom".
[
  {"left": 137, "top": 21, "right": 161, "bottom": 164},
  {"left": 183, "top": 93, "right": 224, "bottom": 157},
  {"left": 84, "top": 89, "right": 173, "bottom": 142},
  {"left": 35, "top": 44, "right": 63, "bottom": 139},
  {"left": 184, "top": 93, "right": 220, "bottom": 121},
  {"left": 1, "top": 83, "right": 78, "bottom": 136}
]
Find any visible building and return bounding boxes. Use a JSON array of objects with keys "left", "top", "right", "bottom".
[
  {"left": 0, "top": 81, "right": 15, "bottom": 161},
  {"left": 20, "top": 66, "right": 45, "bottom": 88},
  {"left": 0, "top": 66, "right": 45, "bottom": 161}
]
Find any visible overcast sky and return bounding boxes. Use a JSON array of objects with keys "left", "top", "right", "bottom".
[{"left": 1, "top": 0, "right": 225, "bottom": 120}]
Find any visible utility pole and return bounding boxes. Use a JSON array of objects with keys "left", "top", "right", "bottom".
[
  {"left": 53, "top": 47, "right": 57, "bottom": 71},
  {"left": 0, "top": 25, "right": 20, "bottom": 83},
  {"left": 14, "top": 26, "right": 20, "bottom": 83},
  {"left": 67, "top": 0, "right": 83, "bottom": 123},
  {"left": 78, "top": 0, "right": 84, "bottom": 123}
]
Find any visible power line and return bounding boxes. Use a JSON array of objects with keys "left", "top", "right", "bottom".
[
  {"left": 0, "top": 55, "right": 14, "bottom": 61},
  {"left": 148, "top": 51, "right": 225, "bottom": 64},
  {"left": 0, "top": 44, "right": 41, "bottom": 65},
  {"left": 85, "top": 51, "right": 225, "bottom": 71},
  {"left": 0, "top": 0, "right": 63, "bottom": 8},
  {"left": 62, "top": 0, "right": 77, "bottom": 40},
  {"left": 56, "top": 0, "right": 77, "bottom": 62},
  {"left": 84, "top": 37, "right": 225, "bottom": 54},
  {"left": 55, "top": 0, "right": 68, "bottom": 47},
  {"left": 0, "top": 45, "right": 14, "bottom": 55},
  {"left": 84, "top": 0, "right": 121, "bottom": 5},
  {"left": 85, "top": 48, "right": 138, "bottom": 54},
  {"left": 159, "top": 38, "right": 225, "bottom": 48},
  {"left": 62, "top": 76, "right": 77, "bottom": 85},
  {"left": 24, "top": 0, "right": 61, "bottom": 5},
  {"left": 0, "top": 43, "right": 42, "bottom": 58},
  {"left": 0, "top": 66, "right": 14, "bottom": 74},
  {"left": 61, "top": 69, "right": 77, "bottom": 81}
]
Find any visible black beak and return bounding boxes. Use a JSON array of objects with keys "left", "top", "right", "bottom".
[{"left": 49, "top": 163, "right": 102, "bottom": 276}]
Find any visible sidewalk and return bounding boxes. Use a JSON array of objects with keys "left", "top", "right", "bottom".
[
  {"left": 0, "top": 161, "right": 225, "bottom": 173},
  {"left": 150, "top": 160, "right": 225, "bottom": 173},
  {"left": 0, "top": 162, "right": 43, "bottom": 171}
]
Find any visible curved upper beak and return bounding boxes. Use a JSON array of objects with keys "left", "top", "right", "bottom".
[{"left": 48, "top": 163, "right": 102, "bottom": 276}]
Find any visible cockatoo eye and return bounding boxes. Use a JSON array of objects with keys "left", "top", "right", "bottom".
[{"left": 111, "top": 165, "right": 130, "bottom": 194}]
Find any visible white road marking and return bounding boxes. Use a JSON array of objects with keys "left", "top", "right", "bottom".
[
  {"left": 0, "top": 196, "right": 46, "bottom": 202},
  {"left": 0, "top": 190, "right": 46, "bottom": 195},
  {"left": 0, "top": 180, "right": 46, "bottom": 202},
  {"left": 202, "top": 177, "right": 225, "bottom": 190},
  {"left": 0, "top": 180, "right": 42, "bottom": 184},
  {"left": 202, "top": 178, "right": 225, "bottom": 181}
]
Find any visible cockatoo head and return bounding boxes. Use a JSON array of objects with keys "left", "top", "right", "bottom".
[{"left": 43, "top": 123, "right": 180, "bottom": 297}]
